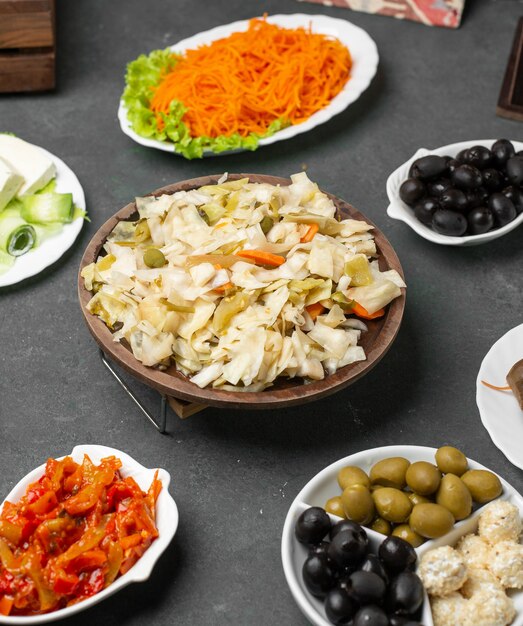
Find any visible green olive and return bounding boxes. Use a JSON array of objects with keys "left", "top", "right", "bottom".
[
  {"left": 392, "top": 524, "right": 425, "bottom": 548},
  {"left": 408, "top": 492, "right": 432, "bottom": 506},
  {"left": 337, "top": 466, "right": 370, "bottom": 491},
  {"left": 370, "top": 457, "right": 410, "bottom": 489},
  {"left": 143, "top": 248, "right": 166, "bottom": 268},
  {"left": 435, "top": 446, "right": 468, "bottom": 476},
  {"left": 409, "top": 503, "right": 455, "bottom": 538},
  {"left": 436, "top": 473, "right": 472, "bottom": 520},
  {"left": 372, "top": 487, "right": 412, "bottom": 523},
  {"left": 405, "top": 461, "right": 441, "bottom": 496},
  {"left": 325, "top": 496, "right": 346, "bottom": 519},
  {"left": 341, "top": 484, "right": 375, "bottom": 525},
  {"left": 370, "top": 484, "right": 387, "bottom": 493},
  {"left": 260, "top": 216, "right": 274, "bottom": 234},
  {"left": 461, "top": 470, "right": 502, "bottom": 504},
  {"left": 371, "top": 517, "right": 391, "bottom": 536}
]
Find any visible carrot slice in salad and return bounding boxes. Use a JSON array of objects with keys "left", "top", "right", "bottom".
[
  {"left": 306, "top": 302, "right": 326, "bottom": 321},
  {"left": 351, "top": 302, "right": 385, "bottom": 320},
  {"left": 236, "top": 249, "right": 285, "bottom": 267},
  {"left": 301, "top": 223, "right": 319, "bottom": 243}
]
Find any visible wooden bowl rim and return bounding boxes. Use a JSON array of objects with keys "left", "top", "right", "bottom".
[{"left": 78, "top": 174, "right": 405, "bottom": 409}]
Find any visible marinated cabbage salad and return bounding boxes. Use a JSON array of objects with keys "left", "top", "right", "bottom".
[
  {"left": 0, "top": 134, "right": 84, "bottom": 275},
  {"left": 82, "top": 174, "right": 405, "bottom": 391}
]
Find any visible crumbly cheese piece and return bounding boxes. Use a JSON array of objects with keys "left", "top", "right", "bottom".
[
  {"left": 0, "top": 157, "right": 23, "bottom": 211},
  {"left": 478, "top": 500, "right": 522, "bottom": 544},
  {"left": 419, "top": 546, "right": 468, "bottom": 596},
  {"left": 430, "top": 592, "right": 468, "bottom": 626},
  {"left": 0, "top": 134, "right": 55, "bottom": 195},
  {"left": 489, "top": 540, "right": 523, "bottom": 589},
  {"left": 461, "top": 567, "right": 504, "bottom": 598},
  {"left": 463, "top": 589, "right": 516, "bottom": 626},
  {"left": 456, "top": 533, "right": 491, "bottom": 570}
]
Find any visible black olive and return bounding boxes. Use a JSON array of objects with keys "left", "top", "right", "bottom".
[
  {"left": 359, "top": 554, "right": 389, "bottom": 585},
  {"left": 491, "top": 139, "right": 515, "bottom": 168},
  {"left": 390, "top": 619, "right": 422, "bottom": 626},
  {"left": 347, "top": 571, "right": 386, "bottom": 606},
  {"left": 466, "top": 145, "right": 492, "bottom": 169},
  {"left": 465, "top": 187, "right": 488, "bottom": 209},
  {"left": 446, "top": 158, "right": 460, "bottom": 175},
  {"left": 389, "top": 617, "right": 409, "bottom": 626},
  {"left": 309, "top": 541, "right": 331, "bottom": 560},
  {"left": 502, "top": 185, "right": 523, "bottom": 214},
  {"left": 302, "top": 554, "right": 338, "bottom": 597},
  {"left": 488, "top": 193, "right": 517, "bottom": 227},
  {"left": 386, "top": 572, "right": 424, "bottom": 615},
  {"left": 328, "top": 529, "right": 368, "bottom": 570},
  {"left": 432, "top": 209, "right": 467, "bottom": 236},
  {"left": 455, "top": 148, "right": 470, "bottom": 163},
  {"left": 325, "top": 587, "right": 360, "bottom": 624},
  {"left": 482, "top": 168, "right": 503, "bottom": 191},
  {"left": 505, "top": 156, "right": 523, "bottom": 185},
  {"left": 353, "top": 605, "right": 388, "bottom": 626},
  {"left": 467, "top": 207, "right": 495, "bottom": 235},
  {"left": 399, "top": 178, "right": 426, "bottom": 206},
  {"left": 295, "top": 507, "right": 331, "bottom": 545},
  {"left": 409, "top": 155, "right": 448, "bottom": 180},
  {"left": 414, "top": 197, "right": 439, "bottom": 225},
  {"left": 426, "top": 178, "right": 451, "bottom": 197},
  {"left": 439, "top": 188, "right": 468, "bottom": 212},
  {"left": 451, "top": 164, "right": 483, "bottom": 190},
  {"left": 330, "top": 520, "right": 368, "bottom": 542},
  {"left": 378, "top": 536, "right": 417, "bottom": 576}
]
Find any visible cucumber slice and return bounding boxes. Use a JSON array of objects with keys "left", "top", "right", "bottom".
[
  {"left": 34, "top": 222, "right": 63, "bottom": 246},
  {"left": 21, "top": 192, "right": 73, "bottom": 224},
  {"left": 0, "top": 210, "right": 36, "bottom": 256}
]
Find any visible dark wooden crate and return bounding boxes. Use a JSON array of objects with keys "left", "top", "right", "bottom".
[
  {"left": 497, "top": 17, "right": 523, "bottom": 122},
  {"left": 0, "top": 0, "right": 55, "bottom": 93}
]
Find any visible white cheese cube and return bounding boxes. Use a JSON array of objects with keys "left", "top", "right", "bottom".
[
  {"left": 0, "top": 157, "right": 23, "bottom": 211},
  {"left": 0, "top": 135, "right": 56, "bottom": 195}
]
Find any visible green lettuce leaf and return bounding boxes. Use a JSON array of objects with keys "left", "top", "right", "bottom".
[{"left": 122, "top": 48, "right": 290, "bottom": 159}]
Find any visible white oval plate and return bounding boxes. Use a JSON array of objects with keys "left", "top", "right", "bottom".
[
  {"left": 0, "top": 145, "right": 86, "bottom": 288},
  {"left": 477, "top": 324, "right": 523, "bottom": 470},
  {"left": 117, "top": 14, "right": 379, "bottom": 157},
  {"left": 386, "top": 139, "right": 523, "bottom": 246},
  {"left": 0, "top": 444, "right": 178, "bottom": 624},
  {"left": 281, "top": 445, "right": 523, "bottom": 626}
]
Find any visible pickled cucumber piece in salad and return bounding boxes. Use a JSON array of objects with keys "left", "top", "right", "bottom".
[{"left": 82, "top": 173, "right": 405, "bottom": 390}]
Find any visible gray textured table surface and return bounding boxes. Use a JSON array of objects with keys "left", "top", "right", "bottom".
[{"left": 1, "top": 0, "right": 522, "bottom": 624}]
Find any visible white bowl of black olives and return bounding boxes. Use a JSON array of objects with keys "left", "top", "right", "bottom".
[
  {"left": 386, "top": 139, "right": 523, "bottom": 245},
  {"left": 281, "top": 445, "right": 523, "bottom": 626}
]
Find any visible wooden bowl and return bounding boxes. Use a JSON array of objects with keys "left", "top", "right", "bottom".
[{"left": 78, "top": 174, "right": 405, "bottom": 410}]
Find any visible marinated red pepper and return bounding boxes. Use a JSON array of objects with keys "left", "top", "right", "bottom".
[{"left": 0, "top": 455, "right": 162, "bottom": 615}]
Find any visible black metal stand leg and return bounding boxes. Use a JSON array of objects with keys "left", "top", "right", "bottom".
[{"left": 99, "top": 350, "right": 168, "bottom": 434}]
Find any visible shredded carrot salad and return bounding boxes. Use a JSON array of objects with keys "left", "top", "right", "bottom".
[{"left": 150, "top": 18, "right": 352, "bottom": 139}]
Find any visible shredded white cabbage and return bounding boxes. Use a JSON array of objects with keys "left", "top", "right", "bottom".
[{"left": 82, "top": 174, "right": 405, "bottom": 390}]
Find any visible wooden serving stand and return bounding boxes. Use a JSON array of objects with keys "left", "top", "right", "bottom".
[
  {"left": 0, "top": 0, "right": 55, "bottom": 93},
  {"left": 79, "top": 175, "right": 405, "bottom": 434}
]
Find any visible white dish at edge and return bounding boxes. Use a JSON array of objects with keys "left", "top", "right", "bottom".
[
  {"left": 0, "top": 444, "right": 178, "bottom": 624},
  {"left": 0, "top": 145, "right": 85, "bottom": 288},
  {"left": 117, "top": 14, "right": 379, "bottom": 157},
  {"left": 477, "top": 324, "right": 523, "bottom": 470},
  {"left": 386, "top": 139, "right": 523, "bottom": 246},
  {"left": 281, "top": 444, "right": 523, "bottom": 626}
]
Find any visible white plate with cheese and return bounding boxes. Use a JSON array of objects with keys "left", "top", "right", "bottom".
[{"left": 0, "top": 135, "right": 86, "bottom": 288}]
